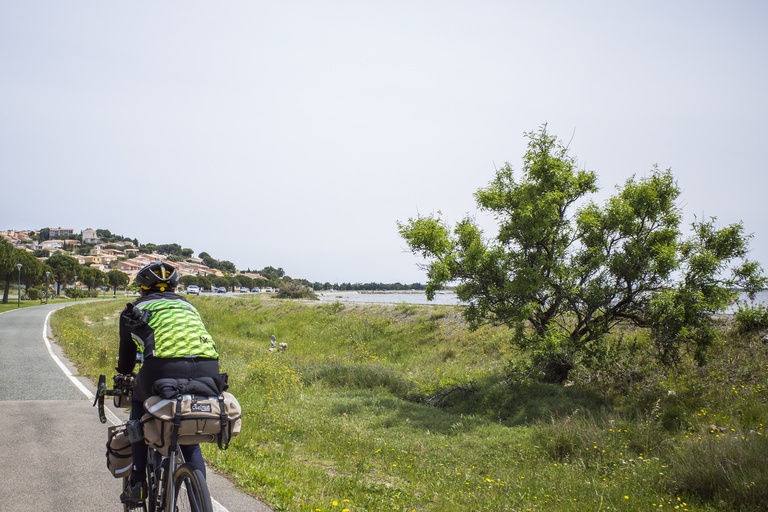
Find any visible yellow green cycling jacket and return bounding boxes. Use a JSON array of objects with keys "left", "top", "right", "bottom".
[{"left": 117, "top": 291, "right": 218, "bottom": 373}]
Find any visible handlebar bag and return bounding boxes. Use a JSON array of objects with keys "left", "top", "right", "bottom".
[
  {"left": 112, "top": 374, "right": 134, "bottom": 409},
  {"left": 140, "top": 392, "right": 242, "bottom": 456},
  {"left": 106, "top": 423, "right": 133, "bottom": 478}
]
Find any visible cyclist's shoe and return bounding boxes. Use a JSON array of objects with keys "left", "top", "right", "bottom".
[{"left": 119, "top": 480, "right": 147, "bottom": 503}]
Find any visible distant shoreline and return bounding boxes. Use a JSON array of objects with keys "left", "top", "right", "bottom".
[{"left": 318, "top": 290, "right": 455, "bottom": 295}]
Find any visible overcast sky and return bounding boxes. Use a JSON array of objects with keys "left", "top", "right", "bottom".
[{"left": 2, "top": 1, "right": 767, "bottom": 284}]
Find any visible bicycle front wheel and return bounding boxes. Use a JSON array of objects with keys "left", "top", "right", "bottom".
[{"left": 172, "top": 463, "right": 213, "bottom": 512}]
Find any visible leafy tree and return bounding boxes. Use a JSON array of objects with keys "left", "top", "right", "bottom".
[
  {"left": 139, "top": 243, "right": 157, "bottom": 254},
  {"left": 212, "top": 277, "right": 229, "bottom": 290},
  {"left": 236, "top": 275, "right": 255, "bottom": 289},
  {"left": 220, "top": 260, "right": 237, "bottom": 274},
  {"left": 200, "top": 253, "right": 218, "bottom": 269},
  {"left": 259, "top": 266, "right": 285, "bottom": 281},
  {"left": 181, "top": 248, "right": 194, "bottom": 258},
  {"left": 19, "top": 251, "right": 44, "bottom": 293},
  {"left": 0, "top": 243, "right": 45, "bottom": 303},
  {"left": 79, "top": 265, "right": 106, "bottom": 291},
  {"left": 399, "top": 126, "right": 765, "bottom": 381},
  {"left": 179, "top": 275, "right": 198, "bottom": 287},
  {"left": 157, "top": 243, "right": 183, "bottom": 256},
  {"left": 46, "top": 252, "right": 81, "bottom": 294},
  {"left": 38, "top": 227, "right": 50, "bottom": 241},
  {"left": 107, "top": 269, "right": 130, "bottom": 296},
  {"left": 198, "top": 276, "right": 212, "bottom": 291}
]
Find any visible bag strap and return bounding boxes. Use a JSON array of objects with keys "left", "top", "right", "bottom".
[
  {"left": 170, "top": 395, "right": 183, "bottom": 449},
  {"left": 217, "top": 395, "right": 229, "bottom": 450}
]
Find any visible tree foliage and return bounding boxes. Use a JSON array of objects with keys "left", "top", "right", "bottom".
[
  {"left": 180, "top": 274, "right": 213, "bottom": 290},
  {"left": 79, "top": 265, "right": 106, "bottom": 291},
  {"left": 107, "top": 269, "right": 129, "bottom": 295},
  {"left": 399, "top": 126, "right": 766, "bottom": 381},
  {"left": 0, "top": 239, "right": 48, "bottom": 303},
  {"left": 198, "top": 252, "right": 236, "bottom": 274},
  {"left": 45, "top": 252, "right": 81, "bottom": 295}
]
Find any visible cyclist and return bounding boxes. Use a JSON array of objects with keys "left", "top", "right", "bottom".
[{"left": 116, "top": 261, "right": 220, "bottom": 504}]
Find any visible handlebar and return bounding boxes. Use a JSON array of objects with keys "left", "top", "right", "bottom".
[{"left": 92, "top": 374, "right": 132, "bottom": 424}]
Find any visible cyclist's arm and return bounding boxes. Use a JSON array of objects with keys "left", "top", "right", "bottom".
[{"left": 117, "top": 306, "right": 138, "bottom": 374}]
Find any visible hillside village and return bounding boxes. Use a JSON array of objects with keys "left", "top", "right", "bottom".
[{"left": 0, "top": 228, "right": 267, "bottom": 285}]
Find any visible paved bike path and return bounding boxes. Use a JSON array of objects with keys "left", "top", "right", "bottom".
[{"left": 0, "top": 303, "right": 271, "bottom": 512}]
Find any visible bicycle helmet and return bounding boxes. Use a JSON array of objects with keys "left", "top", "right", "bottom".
[{"left": 135, "top": 261, "right": 179, "bottom": 291}]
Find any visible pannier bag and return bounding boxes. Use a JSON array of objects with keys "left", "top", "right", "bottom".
[
  {"left": 141, "top": 392, "right": 241, "bottom": 456},
  {"left": 106, "top": 423, "right": 133, "bottom": 478}
]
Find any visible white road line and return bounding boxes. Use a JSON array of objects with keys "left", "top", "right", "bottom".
[{"left": 43, "top": 309, "right": 229, "bottom": 512}]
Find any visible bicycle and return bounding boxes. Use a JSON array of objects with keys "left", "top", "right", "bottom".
[{"left": 94, "top": 374, "right": 214, "bottom": 512}]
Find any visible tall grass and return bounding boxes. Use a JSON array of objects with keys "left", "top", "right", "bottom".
[{"left": 51, "top": 296, "right": 768, "bottom": 511}]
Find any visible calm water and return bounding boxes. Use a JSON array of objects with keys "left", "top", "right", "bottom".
[
  {"left": 317, "top": 291, "right": 463, "bottom": 306},
  {"left": 729, "top": 290, "right": 768, "bottom": 313},
  {"left": 317, "top": 290, "right": 768, "bottom": 312}
]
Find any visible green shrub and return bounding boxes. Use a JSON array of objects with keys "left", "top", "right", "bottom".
[
  {"left": 733, "top": 297, "right": 768, "bottom": 333},
  {"left": 64, "top": 288, "right": 100, "bottom": 299},
  {"left": 27, "top": 287, "right": 41, "bottom": 301},
  {"left": 275, "top": 281, "right": 318, "bottom": 300}
]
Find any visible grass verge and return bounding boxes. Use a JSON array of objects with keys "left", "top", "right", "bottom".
[{"left": 51, "top": 296, "right": 768, "bottom": 511}]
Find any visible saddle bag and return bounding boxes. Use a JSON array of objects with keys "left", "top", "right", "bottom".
[
  {"left": 140, "top": 392, "right": 242, "bottom": 456},
  {"left": 106, "top": 423, "right": 133, "bottom": 478}
]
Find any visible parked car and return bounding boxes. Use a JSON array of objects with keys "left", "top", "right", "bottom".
[
  {"left": 251, "top": 287, "right": 260, "bottom": 293},
  {"left": 216, "top": 287, "right": 226, "bottom": 293},
  {"left": 186, "top": 285, "right": 200, "bottom": 295},
  {"left": 239, "top": 287, "right": 249, "bottom": 293},
  {"left": 265, "top": 287, "right": 273, "bottom": 292}
]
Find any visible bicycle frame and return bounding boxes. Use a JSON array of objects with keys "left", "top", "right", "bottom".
[
  {"left": 95, "top": 374, "right": 211, "bottom": 512},
  {"left": 146, "top": 441, "right": 184, "bottom": 511}
]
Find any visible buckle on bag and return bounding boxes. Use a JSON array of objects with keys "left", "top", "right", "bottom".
[{"left": 125, "top": 419, "right": 144, "bottom": 444}]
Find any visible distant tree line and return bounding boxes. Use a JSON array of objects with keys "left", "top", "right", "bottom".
[
  {"left": 308, "top": 282, "right": 425, "bottom": 291},
  {"left": 25, "top": 228, "right": 424, "bottom": 292},
  {"left": 179, "top": 273, "right": 273, "bottom": 292}
]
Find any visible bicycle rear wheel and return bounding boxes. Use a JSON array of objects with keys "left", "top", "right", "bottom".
[{"left": 172, "top": 463, "right": 213, "bottom": 512}]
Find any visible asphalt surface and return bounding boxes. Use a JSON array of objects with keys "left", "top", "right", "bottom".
[{"left": 0, "top": 303, "right": 272, "bottom": 512}]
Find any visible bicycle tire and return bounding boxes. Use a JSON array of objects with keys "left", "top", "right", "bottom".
[{"left": 172, "top": 463, "right": 213, "bottom": 512}]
